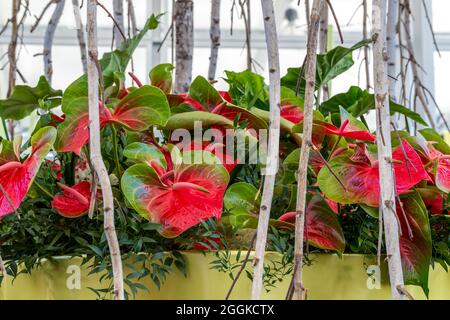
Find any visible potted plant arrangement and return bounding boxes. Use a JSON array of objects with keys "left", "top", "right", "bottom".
[{"left": 0, "top": 15, "right": 448, "bottom": 300}]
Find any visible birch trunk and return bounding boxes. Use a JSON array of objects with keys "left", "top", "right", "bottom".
[
  {"left": 251, "top": 0, "right": 281, "bottom": 300},
  {"left": 318, "top": 0, "right": 329, "bottom": 101},
  {"left": 113, "top": 0, "right": 125, "bottom": 48},
  {"left": 245, "top": 0, "right": 252, "bottom": 70},
  {"left": 293, "top": 0, "right": 322, "bottom": 301},
  {"left": 72, "top": 0, "right": 87, "bottom": 74},
  {"left": 363, "top": 0, "right": 371, "bottom": 90},
  {"left": 386, "top": 0, "right": 399, "bottom": 101},
  {"left": 44, "top": 0, "right": 65, "bottom": 83},
  {"left": 208, "top": 0, "right": 221, "bottom": 81},
  {"left": 372, "top": 0, "right": 406, "bottom": 300},
  {"left": 7, "top": 0, "right": 20, "bottom": 139},
  {"left": 174, "top": 0, "right": 194, "bottom": 93},
  {"left": 86, "top": 0, "right": 124, "bottom": 300},
  {"left": 127, "top": 0, "right": 138, "bottom": 36}
]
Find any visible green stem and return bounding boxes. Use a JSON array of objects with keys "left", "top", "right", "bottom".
[
  {"left": 34, "top": 180, "right": 53, "bottom": 198},
  {"left": 111, "top": 125, "right": 122, "bottom": 177}
]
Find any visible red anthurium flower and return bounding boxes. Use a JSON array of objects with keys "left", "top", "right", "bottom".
[
  {"left": 318, "top": 140, "right": 431, "bottom": 207},
  {"left": 51, "top": 181, "right": 92, "bottom": 218},
  {"left": 280, "top": 104, "right": 304, "bottom": 124},
  {"left": 422, "top": 144, "right": 450, "bottom": 193},
  {"left": 418, "top": 187, "right": 445, "bottom": 215},
  {"left": 122, "top": 145, "right": 230, "bottom": 238},
  {"left": 55, "top": 85, "right": 170, "bottom": 154},
  {"left": 0, "top": 127, "right": 56, "bottom": 218}
]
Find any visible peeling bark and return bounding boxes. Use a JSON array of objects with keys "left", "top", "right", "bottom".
[
  {"left": 372, "top": 0, "right": 406, "bottom": 300},
  {"left": 251, "top": 0, "right": 281, "bottom": 300},
  {"left": 208, "top": 0, "right": 221, "bottom": 81},
  {"left": 87, "top": 0, "right": 124, "bottom": 300},
  {"left": 293, "top": 0, "right": 322, "bottom": 301},
  {"left": 174, "top": 0, "right": 194, "bottom": 93}
]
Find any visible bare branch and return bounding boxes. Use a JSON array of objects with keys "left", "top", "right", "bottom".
[
  {"left": 44, "top": 0, "right": 65, "bottom": 83},
  {"left": 112, "top": 0, "right": 125, "bottom": 48},
  {"left": 372, "top": 0, "right": 406, "bottom": 300},
  {"left": 293, "top": 0, "right": 322, "bottom": 301},
  {"left": 251, "top": 0, "right": 281, "bottom": 300},
  {"left": 174, "top": 0, "right": 194, "bottom": 93},
  {"left": 208, "top": 0, "right": 221, "bottom": 80},
  {"left": 325, "top": 0, "right": 343, "bottom": 44},
  {"left": 86, "top": 0, "right": 124, "bottom": 300},
  {"left": 72, "top": 0, "right": 88, "bottom": 74},
  {"left": 30, "top": 0, "right": 55, "bottom": 33}
]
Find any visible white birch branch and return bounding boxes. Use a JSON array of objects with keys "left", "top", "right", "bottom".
[
  {"left": 44, "top": 0, "right": 66, "bottom": 83},
  {"left": 87, "top": 0, "right": 124, "bottom": 300},
  {"left": 113, "top": 0, "right": 125, "bottom": 48},
  {"left": 363, "top": 0, "right": 371, "bottom": 90},
  {"left": 372, "top": 0, "right": 406, "bottom": 300},
  {"left": 208, "top": 0, "right": 221, "bottom": 81},
  {"left": 174, "top": 0, "right": 194, "bottom": 93},
  {"left": 318, "top": 0, "right": 329, "bottom": 101},
  {"left": 293, "top": 0, "right": 322, "bottom": 301},
  {"left": 251, "top": 0, "right": 281, "bottom": 300},
  {"left": 386, "top": 0, "right": 399, "bottom": 101},
  {"left": 126, "top": 0, "right": 138, "bottom": 36},
  {"left": 72, "top": 0, "right": 87, "bottom": 74}
]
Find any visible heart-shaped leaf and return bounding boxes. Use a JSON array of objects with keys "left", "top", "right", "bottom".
[
  {"left": 278, "top": 194, "right": 346, "bottom": 253},
  {"left": 149, "top": 63, "right": 174, "bottom": 93},
  {"left": 0, "top": 76, "right": 62, "bottom": 120},
  {"left": 398, "top": 192, "right": 432, "bottom": 297}
]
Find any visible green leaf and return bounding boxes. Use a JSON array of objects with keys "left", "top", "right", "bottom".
[
  {"left": 419, "top": 128, "right": 450, "bottom": 155},
  {"left": 62, "top": 14, "right": 162, "bottom": 111},
  {"left": 149, "top": 63, "right": 174, "bottom": 94},
  {"left": 281, "top": 40, "right": 371, "bottom": 96},
  {"left": 189, "top": 76, "right": 224, "bottom": 111},
  {"left": 399, "top": 192, "right": 432, "bottom": 297},
  {"left": 320, "top": 86, "right": 427, "bottom": 125},
  {"left": 123, "top": 142, "right": 167, "bottom": 169},
  {"left": 224, "top": 70, "right": 268, "bottom": 110},
  {"left": 164, "top": 111, "right": 234, "bottom": 130},
  {"left": 0, "top": 76, "right": 62, "bottom": 120}
]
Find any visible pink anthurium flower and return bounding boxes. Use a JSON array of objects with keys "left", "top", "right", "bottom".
[
  {"left": 0, "top": 127, "right": 57, "bottom": 218},
  {"left": 51, "top": 181, "right": 92, "bottom": 218}
]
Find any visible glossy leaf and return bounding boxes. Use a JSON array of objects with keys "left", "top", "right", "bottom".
[
  {"left": 123, "top": 142, "right": 167, "bottom": 169},
  {"left": 189, "top": 76, "right": 224, "bottom": 111},
  {"left": 281, "top": 40, "right": 370, "bottom": 96},
  {"left": 165, "top": 111, "right": 234, "bottom": 130},
  {"left": 0, "top": 127, "right": 56, "bottom": 217},
  {"left": 109, "top": 85, "right": 170, "bottom": 129},
  {"left": 398, "top": 192, "right": 432, "bottom": 296},
  {"left": 62, "top": 15, "right": 161, "bottom": 111},
  {"left": 0, "top": 76, "right": 62, "bottom": 120},
  {"left": 320, "top": 86, "right": 427, "bottom": 125},
  {"left": 224, "top": 70, "right": 268, "bottom": 109},
  {"left": 419, "top": 128, "right": 450, "bottom": 155},
  {"left": 317, "top": 141, "right": 430, "bottom": 207},
  {"left": 278, "top": 194, "right": 346, "bottom": 253},
  {"left": 149, "top": 63, "right": 174, "bottom": 93}
]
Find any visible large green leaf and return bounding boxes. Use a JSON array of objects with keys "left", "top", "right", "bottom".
[
  {"left": 398, "top": 192, "right": 432, "bottom": 297},
  {"left": 419, "top": 128, "right": 450, "bottom": 155},
  {"left": 222, "top": 182, "right": 293, "bottom": 230},
  {"left": 281, "top": 40, "right": 371, "bottom": 96},
  {"left": 320, "top": 86, "right": 427, "bottom": 125},
  {"left": 123, "top": 142, "right": 167, "bottom": 169},
  {"left": 164, "top": 111, "right": 234, "bottom": 130},
  {"left": 150, "top": 63, "right": 174, "bottom": 94},
  {"left": 0, "top": 76, "right": 62, "bottom": 120},
  {"left": 62, "top": 14, "right": 161, "bottom": 112},
  {"left": 189, "top": 76, "right": 224, "bottom": 111},
  {"left": 224, "top": 70, "right": 269, "bottom": 110}
]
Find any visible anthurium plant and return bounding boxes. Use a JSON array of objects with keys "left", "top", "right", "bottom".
[{"left": 0, "top": 17, "right": 448, "bottom": 298}]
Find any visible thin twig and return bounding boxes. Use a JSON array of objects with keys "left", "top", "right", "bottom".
[
  {"left": 325, "top": 0, "right": 343, "bottom": 44},
  {"left": 225, "top": 232, "right": 256, "bottom": 300},
  {"left": 96, "top": 0, "right": 126, "bottom": 42},
  {"left": 30, "top": 0, "right": 55, "bottom": 33}
]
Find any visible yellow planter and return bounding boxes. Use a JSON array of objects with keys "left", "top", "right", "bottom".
[{"left": 0, "top": 252, "right": 448, "bottom": 300}]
